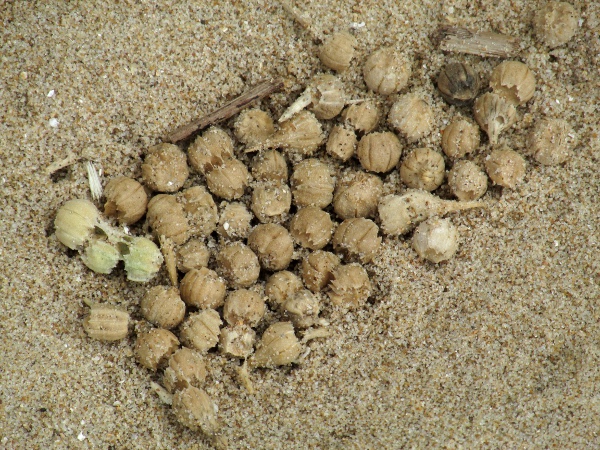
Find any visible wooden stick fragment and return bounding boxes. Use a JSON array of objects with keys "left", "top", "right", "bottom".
[
  {"left": 165, "top": 79, "right": 284, "bottom": 143},
  {"left": 434, "top": 26, "right": 520, "bottom": 58}
]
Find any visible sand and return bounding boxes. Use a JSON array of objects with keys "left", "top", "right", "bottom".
[{"left": 1, "top": 0, "right": 599, "bottom": 448}]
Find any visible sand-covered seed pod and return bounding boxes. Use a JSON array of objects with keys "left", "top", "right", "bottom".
[
  {"left": 528, "top": 118, "right": 576, "bottom": 165},
  {"left": 291, "top": 158, "right": 335, "bottom": 208},
  {"left": 81, "top": 237, "right": 121, "bottom": 275},
  {"left": 176, "top": 239, "right": 210, "bottom": 273},
  {"left": 146, "top": 194, "right": 189, "bottom": 245},
  {"left": 163, "top": 347, "right": 207, "bottom": 393},
  {"left": 342, "top": 99, "right": 381, "bottom": 134},
  {"left": 219, "top": 325, "right": 256, "bottom": 358},
  {"left": 283, "top": 289, "right": 320, "bottom": 329},
  {"left": 251, "top": 182, "right": 292, "bottom": 223},
  {"left": 437, "top": 62, "right": 480, "bottom": 105},
  {"left": 280, "top": 74, "right": 346, "bottom": 122},
  {"left": 489, "top": 61, "right": 536, "bottom": 106},
  {"left": 388, "top": 93, "right": 434, "bottom": 143},
  {"left": 251, "top": 149, "right": 288, "bottom": 182},
  {"left": 179, "top": 186, "right": 218, "bottom": 238},
  {"left": 223, "top": 289, "right": 266, "bottom": 327},
  {"left": 55, "top": 199, "right": 101, "bottom": 250},
  {"left": 217, "top": 202, "right": 253, "bottom": 240},
  {"left": 485, "top": 147, "right": 526, "bottom": 188},
  {"left": 179, "top": 309, "right": 222, "bottom": 353},
  {"left": 400, "top": 147, "right": 446, "bottom": 192},
  {"left": 141, "top": 286, "right": 186, "bottom": 329},
  {"left": 134, "top": 328, "right": 180, "bottom": 371},
  {"left": 120, "top": 236, "right": 164, "bottom": 282},
  {"left": 441, "top": 119, "right": 481, "bottom": 158},
  {"left": 357, "top": 131, "right": 402, "bottom": 173},
  {"left": 188, "top": 126, "right": 234, "bottom": 175},
  {"left": 301, "top": 250, "right": 341, "bottom": 293},
  {"left": 250, "top": 322, "right": 303, "bottom": 368},
  {"left": 265, "top": 270, "right": 304, "bottom": 310},
  {"left": 326, "top": 124, "right": 357, "bottom": 162},
  {"left": 179, "top": 267, "right": 226, "bottom": 310},
  {"left": 328, "top": 263, "right": 371, "bottom": 309},
  {"left": 141, "top": 143, "right": 189, "bottom": 192},
  {"left": 253, "top": 111, "right": 324, "bottom": 156},
  {"left": 216, "top": 242, "right": 261, "bottom": 288},
  {"left": 104, "top": 176, "right": 148, "bottom": 225},
  {"left": 172, "top": 386, "right": 224, "bottom": 446},
  {"left": 333, "top": 218, "right": 381, "bottom": 263},
  {"left": 82, "top": 303, "right": 129, "bottom": 341},
  {"left": 473, "top": 93, "right": 517, "bottom": 145},
  {"left": 205, "top": 158, "right": 250, "bottom": 200},
  {"left": 412, "top": 217, "right": 459, "bottom": 263},
  {"left": 234, "top": 109, "right": 275, "bottom": 146},
  {"left": 448, "top": 160, "right": 488, "bottom": 201},
  {"left": 319, "top": 31, "right": 357, "bottom": 72},
  {"left": 533, "top": 1, "right": 579, "bottom": 48},
  {"left": 247, "top": 223, "right": 294, "bottom": 271},
  {"left": 289, "top": 207, "right": 334, "bottom": 250},
  {"left": 363, "top": 47, "right": 411, "bottom": 95},
  {"left": 333, "top": 171, "right": 383, "bottom": 220}
]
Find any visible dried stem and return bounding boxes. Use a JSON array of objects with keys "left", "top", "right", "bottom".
[{"left": 434, "top": 26, "right": 520, "bottom": 58}]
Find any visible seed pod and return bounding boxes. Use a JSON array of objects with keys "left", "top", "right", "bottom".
[
  {"left": 437, "top": 62, "right": 480, "bottom": 105},
  {"left": 179, "top": 186, "right": 218, "bottom": 238},
  {"left": 120, "top": 236, "right": 164, "bottom": 282},
  {"left": 81, "top": 237, "right": 121, "bottom": 274},
  {"left": 448, "top": 160, "right": 488, "bottom": 201},
  {"left": 291, "top": 158, "right": 335, "bottom": 208},
  {"left": 363, "top": 47, "right": 411, "bottom": 95},
  {"left": 251, "top": 182, "right": 292, "bottom": 223},
  {"left": 250, "top": 322, "right": 303, "bottom": 368},
  {"left": 234, "top": 109, "right": 275, "bottom": 146},
  {"left": 533, "top": 2, "right": 579, "bottom": 48},
  {"left": 188, "top": 127, "right": 234, "bottom": 175},
  {"left": 146, "top": 194, "right": 189, "bottom": 245},
  {"left": 357, "top": 131, "right": 402, "bottom": 173},
  {"left": 473, "top": 93, "right": 517, "bottom": 144},
  {"left": 55, "top": 199, "right": 100, "bottom": 250},
  {"left": 248, "top": 223, "right": 294, "bottom": 271},
  {"left": 141, "top": 143, "right": 189, "bottom": 192},
  {"left": 83, "top": 303, "right": 129, "bottom": 341},
  {"left": 265, "top": 271, "right": 304, "bottom": 310},
  {"left": 172, "top": 386, "right": 223, "bottom": 444},
  {"left": 528, "top": 118, "right": 576, "bottom": 165},
  {"left": 333, "top": 171, "right": 383, "bottom": 220},
  {"left": 252, "top": 111, "right": 324, "bottom": 156},
  {"left": 489, "top": 61, "right": 536, "bottom": 106},
  {"left": 326, "top": 124, "right": 357, "bottom": 162},
  {"left": 280, "top": 74, "right": 346, "bottom": 122},
  {"left": 283, "top": 289, "right": 320, "bottom": 329},
  {"left": 333, "top": 218, "right": 381, "bottom": 263},
  {"left": 388, "top": 93, "right": 434, "bottom": 143},
  {"left": 485, "top": 146, "right": 526, "bottom": 188},
  {"left": 319, "top": 31, "right": 357, "bottom": 72},
  {"left": 180, "top": 267, "right": 226, "bottom": 309},
  {"left": 219, "top": 325, "right": 256, "bottom": 358},
  {"left": 104, "top": 176, "right": 148, "bottom": 225},
  {"left": 412, "top": 217, "right": 459, "bottom": 263},
  {"left": 441, "top": 119, "right": 481, "bottom": 158},
  {"left": 328, "top": 263, "right": 371, "bottom": 309},
  {"left": 163, "top": 347, "right": 207, "bottom": 393},
  {"left": 205, "top": 158, "right": 250, "bottom": 200},
  {"left": 216, "top": 242, "right": 260, "bottom": 288},
  {"left": 400, "top": 147, "right": 446, "bottom": 192},
  {"left": 251, "top": 150, "right": 288, "bottom": 182},
  {"left": 289, "top": 207, "right": 334, "bottom": 250},
  {"left": 179, "top": 309, "right": 222, "bottom": 352},
  {"left": 342, "top": 99, "right": 381, "bottom": 134},
  {"left": 134, "top": 328, "right": 180, "bottom": 371},
  {"left": 141, "top": 286, "right": 186, "bottom": 329},
  {"left": 223, "top": 289, "right": 266, "bottom": 327},
  {"left": 301, "top": 250, "right": 341, "bottom": 293},
  {"left": 217, "top": 202, "right": 252, "bottom": 240},
  {"left": 177, "top": 239, "right": 210, "bottom": 273}
]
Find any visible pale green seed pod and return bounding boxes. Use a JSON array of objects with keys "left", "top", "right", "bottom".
[
  {"left": 120, "top": 236, "right": 164, "bottom": 282},
  {"left": 81, "top": 238, "right": 121, "bottom": 274},
  {"left": 55, "top": 199, "right": 100, "bottom": 249}
]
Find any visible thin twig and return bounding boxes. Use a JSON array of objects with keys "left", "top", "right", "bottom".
[{"left": 434, "top": 26, "right": 520, "bottom": 58}]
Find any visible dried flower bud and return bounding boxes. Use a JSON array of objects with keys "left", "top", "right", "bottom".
[
  {"left": 120, "top": 236, "right": 163, "bottom": 282},
  {"left": 234, "top": 109, "right": 275, "bottom": 146},
  {"left": 328, "top": 263, "right": 371, "bottom": 309},
  {"left": 301, "top": 250, "right": 341, "bottom": 293},
  {"left": 289, "top": 207, "right": 334, "bottom": 250},
  {"left": 400, "top": 147, "right": 446, "bottom": 191},
  {"left": 309, "top": 74, "right": 346, "bottom": 120},
  {"left": 81, "top": 237, "right": 121, "bottom": 274},
  {"left": 283, "top": 289, "right": 320, "bottom": 329},
  {"left": 363, "top": 47, "right": 411, "bottom": 95},
  {"left": 188, "top": 127, "right": 234, "bottom": 175},
  {"left": 412, "top": 217, "right": 459, "bottom": 263},
  {"left": 216, "top": 242, "right": 260, "bottom": 288},
  {"left": 163, "top": 347, "right": 207, "bottom": 393},
  {"left": 473, "top": 93, "right": 517, "bottom": 144},
  {"left": 104, "top": 176, "right": 148, "bottom": 225},
  {"left": 437, "top": 62, "right": 480, "bottom": 105},
  {"left": 251, "top": 150, "right": 288, "bottom": 182},
  {"left": 141, "top": 143, "right": 189, "bottom": 192},
  {"left": 146, "top": 194, "right": 190, "bottom": 245},
  {"left": 205, "top": 158, "right": 250, "bottom": 200},
  {"left": 319, "top": 31, "right": 357, "bottom": 72},
  {"left": 333, "top": 218, "right": 381, "bottom": 263},
  {"left": 219, "top": 325, "right": 256, "bottom": 358},
  {"left": 251, "top": 182, "right": 292, "bottom": 223},
  {"left": 83, "top": 303, "right": 129, "bottom": 341},
  {"left": 217, "top": 202, "right": 252, "bottom": 240},
  {"left": 179, "top": 186, "right": 218, "bottom": 238},
  {"left": 265, "top": 271, "right": 304, "bottom": 310},
  {"left": 441, "top": 119, "right": 481, "bottom": 158},
  {"left": 250, "top": 322, "right": 302, "bottom": 368},
  {"left": 448, "top": 160, "right": 488, "bottom": 201},
  {"left": 533, "top": 1, "right": 579, "bottom": 48},
  {"left": 357, "top": 131, "right": 402, "bottom": 173},
  {"left": 248, "top": 223, "right": 294, "bottom": 271},
  {"left": 172, "top": 386, "right": 222, "bottom": 441},
  {"left": 388, "top": 93, "right": 434, "bottom": 143},
  {"left": 257, "top": 111, "right": 324, "bottom": 156},
  {"left": 291, "top": 158, "right": 335, "bottom": 208},
  {"left": 134, "top": 328, "right": 179, "bottom": 371},
  {"left": 180, "top": 267, "right": 226, "bottom": 310},
  {"left": 141, "top": 286, "right": 186, "bottom": 329},
  {"left": 485, "top": 146, "right": 526, "bottom": 188},
  {"left": 489, "top": 61, "right": 536, "bottom": 106},
  {"left": 342, "top": 100, "right": 381, "bottom": 134},
  {"left": 326, "top": 124, "right": 357, "bottom": 162},
  {"left": 177, "top": 239, "right": 210, "bottom": 273},
  {"left": 528, "top": 118, "right": 576, "bottom": 165},
  {"left": 333, "top": 171, "right": 383, "bottom": 219},
  {"left": 55, "top": 199, "right": 100, "bottom": 250},
  {"left": 223, "top": 289, "right": 266, "bottom": 327},
  {"left": 179, "top": 309, "right": 222, "bottom": 352}
]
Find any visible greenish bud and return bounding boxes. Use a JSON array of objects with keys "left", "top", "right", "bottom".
[
  {"left": 81, "top": 238, "right": 121, "bottom": 274},
  {"left": 120, "top": 236, "right": 163, "bottom": 282}
]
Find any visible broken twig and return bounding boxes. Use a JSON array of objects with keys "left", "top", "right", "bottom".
[{"left": 434, "top": 26, "right": 520, "bottom": 58}]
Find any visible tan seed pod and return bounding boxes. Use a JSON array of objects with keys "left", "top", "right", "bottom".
[
  {"left": 234, "top": 109, "right": 275, "bottom": 146},
  {"left": 180, "top": 267, "right": 226, "bottom": 310},
  {"left": 247, "top": 223, "right": 294, "bottom": 271},
  {"left": 441, "top": 119, "right": 481, "bottom": 158},
  {"left": 448, "top": 160, "right": 488, "bottom": 201},
  {"left": 120, "top": 236, "right": 164, "bottom": 282},
  {"left": 205, "top": 158, "right": 250, "bottom": 200},
  {"left": 533, "top": 2, "right": 579, "bottom": 48},
  {"left": 250, "top": 322, "right": 303, "bottom": 368},
  {"left": 163, "top": 347, "right": 207, "bottom": 393},
  {"left": 146, "top": 194, "right": 190, "bottom": 245},
  {"left": 363, "top": 47, "right": 411, "bottom": 95},
  {"left": 333, "top": 171, "right": 383, "bottom": 219},
  {"left": 265, "top": 270, "right": 304, "bottom": 310},
  {"left": 252, "top": 111, "right": 324, "bottom": 156},
  {"left": 172, "top": 386, "right": 224, "bottom": 445},
  {"left": 291, "top": 158, "right": 335, "bottom": 208},
  {"left": 188, "top": 126, "right": 234, "bottom": 175},
  {"left": 219, "top": 325, "right": 256, "bottom": 358},
  {"left": 437, "top": 62, "right": 480, "bottom": 105},
  {"left": 489, "top": 61, "right": 536, "bottom": 106},
  {"left": 159, "top": 235, "right": 178, "bottom": 286},
  {"left": 179, "top": 186, "right": 218, "bottom": 238},
  {"left": 251, "top": 149, "right": 288, "bottom": 182},
  {"left": 328, "top": 263, "right": 371, "bottom": 309},
  {"left": 141, "top": 143, "right": 189, "bottom": 192},
  {"left": 179, "top": 309, "right": 222, "bottom": 353},
  {"left": 141, "top": 286, "right": 186, "bottom": 329},
  {"left": 55, "top": 199, "right": 100, "bottom": 250},
  {"left": 289, "top": 207, "right": 334, "bottom": 250},
  {"left": 83, "top": 303, "right": 129, "bottom": 341},
  {"left": 473, "top": 93, "right": 517, "bottom": 144},
  {"left": 485, "top": 146, "right": 526, "bottom": 188},
  {"left": 528, "top": 118, "right": 576, "bottom": 165},
  {"left": 332, "top": 218, "right": 381, "bottom": 263},
  {"left": 400, "top": 147, "right": 446, "bottom": 192},
  {"left": 217, "top": 202, "right": 253, "bottom": 240},
  {"left": 283, "top": 289, "right": 320, "bottom": 329},
  {"left": 251, "top": 182, "right": 292, "bottom": 223},
  {"left": 81, "top": 237, "right": 121, "bottom": 275},
  {"left": 279, "top": 74, "right": 346, "bottom": 122},
  {"left": 216, "top": 242, "right": 260, "bottom": 288},
  {"left": 342, "top": 99, "right": 381, "bottom": 134},
  {"left": 357, "top": 131, "right": 403, "bottom": 173},
  {"left": 103, "top": 176, "right": 148, "bottom": 225},
  {"left": 388, "top": 93, "right": 434, "bottom": 143},
  {"left": 412, "top": 217, "right": 459, "bottom": 263},
  {"left": 326, "top": 124, "right": 357, "bottom": 162},
  {"left": 319, "top": 31, "right": 357, "bottom": 72},
  {"left": 223, "top": 289, "right": 266, "bottom": 327},
  {"left": 176, "top": 239, "right": 210, "bottom": 273},
  {"left": 301, "top": 250, "right": 341, "bottom": 293},
  {"left": 134, "top": 328, "right": 179, "bottom": 371}
]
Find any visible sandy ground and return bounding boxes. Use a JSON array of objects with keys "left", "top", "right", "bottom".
[{"left": 1, "top": 0, "right": 599, "bottom": 448}]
